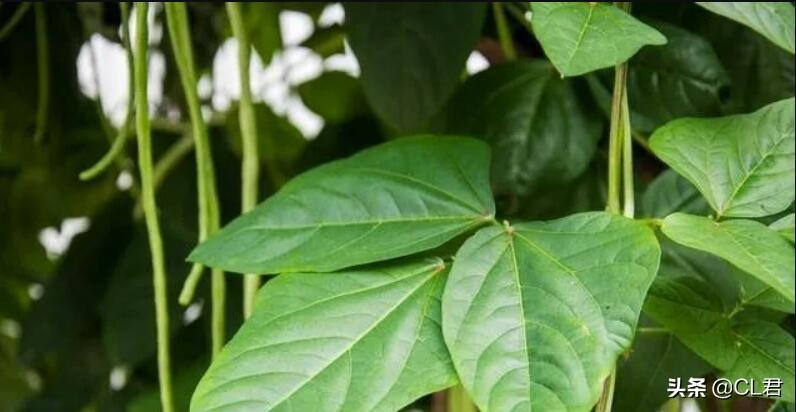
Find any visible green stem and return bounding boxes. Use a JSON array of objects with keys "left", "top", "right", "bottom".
[
  {"left": 637, "top": 327, "right": 669, "bottom": 335},
  {"left": 605, "top": 62, "right": 626, "bottom": 215},
  {"left": 226, "top": 3, "right": 261, "bottom": 319},
  {"left": 595, "top": 372, "right": 617, "bottom": 412},
  {"left": 133, "top": 4, "right": 174, "bottom": 411},
  {"left": 621, "top": 87, "right": 634, "bottom": 218},
  {"left": 80, "top": 2, "right": 135, "bottom": 181},
  {"left": 79, "top": 126, "right": 129, "bottom": 180},
  {"left": 599, "top": 5, "right": 634, "bottom": 412},
  {"left": 164, "top": 3, "right": 225, "bottom": 356},
  {"left": 133, "top": 132, "right": 196, "bottom": 220},
  {"left": 492, "top": 2, "right": 516, "bottom": 60},
  {"left": 33, "top": 3, "right": 49, "bottom": 143},
  {"left": 211, "top": 267, "right": 225, "bottom": 354},
  {"left": 0, "top": 2, "right": 30, "bottom": 41},
  {"left": 447, "top": 385, "right": 477, "bottom": 412}
]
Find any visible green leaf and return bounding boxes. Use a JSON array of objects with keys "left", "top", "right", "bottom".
[
  {"left": 771, "top": 401, "right": 796, "bottom": 412},
  {"left": 641, "top": 169, "right": 709, "bottom": 218},
  {"left": 737, "top": 267, "right": 794, "bottom": 314},
  {"left": 442, "top": 212, "right": 660, "bottom": 411},
  {"left": 625, "top": 22, "right": 729, "bottom": 132},
  {"left": 614, "top": 331, "right": 712, "bottom": 412},
  {"left": 771, "top": 213, "right": 795, "bottom": 242},
  {"left": 659, "top": 225, "right": 790, "bottom": 314},
  {"left": 650, "top": 98, "right": 796, "bottom": 218},
  {"left": 190, "top": 136, "right": 495, "bottom": 274},
  {"left": 658, "top": 237, "right": 739, "bottom": 312},
  {"left": 661, "top": 213, "right": 795, "bottom": 304},
  {"left": 512, "top": 160, "right": 607, "bottom": 220},
  {"left": 443, "top": 61, "right": 602, "bottom": 197},
  {"left": 297, "top": 71, "right": 369, "bottom": 123},
  {"left": 697, "top": 2, "right": 795, "bottom": 54},
  {"left": 644, "top": 276, "right": 795, "bottom": 402},
  {"left": 531, "top": 2, "right": 666, "bottom": 77},
  {"left": 190, "top": 258, "right": 457, "bottom": 412},
  {"left": 695, "top": 10, "right": 795, "bottom": 114},
  {"left": 345, "top": 3, "right": 486, "bottom": 133}
]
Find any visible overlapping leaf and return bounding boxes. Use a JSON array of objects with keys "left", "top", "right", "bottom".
[
  {"left": 345, "top": 3, "right": 486, "bottom": 133},
  {"left": 190, "top": 258, "right": 457, "bottom": 412},
  {"left": 190, "top": 136, "right": 495, "bottom": 274},
  {"left": 443, "top": 61, "right": 602, "bottom": 197},
  {"left": 625, "top": 22, "right": 729, "bottom": 132},
  {"left": 697, "top": 2, "right": 795, "bottom": 54},
  {"left": 531, "top": 2, "right": 666, "bottom": 77},
  {"left": 442, "top": 212, "right": 660, "bottom": 411},
  {"left": 614, "top": 331, "right": 711, "bottom": 412},
  {"left": 661, "top": 213, "right": 795, "bottom": 304},
  {"left": 695, "top": 11, "right": 795, "bottom": 114},
  {"left": 650, "top": 98, "right": 795, "bottom": 218},
  {"left": 771, "top": 213, "right": 795, "bottom": 242},
  {"left": 297, "top": 71, "right": 369, "bottom": 123},
  {"left": 645, "top": 276, "right": 795, "bottom": 401},
  {"left": 640, "top": 169, "right": 709, "bottom": 218}
]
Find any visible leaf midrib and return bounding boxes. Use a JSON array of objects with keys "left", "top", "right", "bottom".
[
  {"left": 718, "top": 129, "right": 792, "bottom": 217},
  {"left": 350, "top": 166, "right": 486, "bottom": 213},
  {"left": 205, "top": 267, "right": 439, "bottom": 411},
  {"left": 243, "top": 214, "right": 485, "bottom": 231},
  {"left": 564, "top": 3, "right": 597, "bottom": 70},
  {"left": 507, "top": 234, "right": 534, "bottom": 412},
  {"left": 719, "top": 222, "right": 793, "bottom": 301},
  {"left": 733, "top": 331, "right": 795, "bottom": 375}
]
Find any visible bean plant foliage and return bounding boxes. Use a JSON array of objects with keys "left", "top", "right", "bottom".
[{"left": 0, "top": 2, "right": 794, "bottom": 412}]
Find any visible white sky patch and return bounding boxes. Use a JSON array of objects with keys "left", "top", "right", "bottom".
[
  {"left": 280, "top": 10, "right": 314, "bottom": 46},
  {"left": 109, "top": 366, "right": 129, "bottom": 391},
  {"left": 0, "top": 319, "right": 21, "bottom": 339},
  {"left": 183, "top": 301, "right": 203, "bottom": 325},
  {"left": 197, "top": 73, "right": 213, "bottom": 100},
  {"left": 319, "top": 3, "right": 345, "bottom": 27},
  {"left": 76, "top": 5, "right": 363, "bottom": 140},
  {"left": 76, "top": 38, "right": 165, "bottom": 126},
  {"left": 212, "top": 39, "right": 324, "bottom": 138},
  {"left": 284, "top": 95, "right": 324, "bottom": 138},
  {"left": 77, "top": 35, "right": 129, "bottom": 126},
  {"left": 38, "top": 217, "right": 91, "bottom": 259},
  {"left": 324, "top": 41, "right": 360, "bottom": 77},
  {"left": 682, "top": 399, "right": 699, "bottom": 412},
  {"left": 116, "top": 170, "right": 134, "bottom": 191},
  {"left": 282, "top": 47, "right": 324, "bottom": 85},
  {"left": 27, "top": 283, "right": 44, "bottom": 301},
  {"left": 466, "top": 51, "right": 489, "bottom": 75},
  {"left": 211, "top": 38, "right": 266, "bottom": 112}
]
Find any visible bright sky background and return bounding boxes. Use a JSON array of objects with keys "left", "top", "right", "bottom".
[
  {"left": 46, "top": 3, "right": 490, "bottom": 262},
  {"left": 32, "top": 6, "right": 491, "bottom": 378}
]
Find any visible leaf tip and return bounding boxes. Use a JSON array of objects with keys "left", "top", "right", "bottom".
[
  {"left": 502, "top": 220, "right": 515, "bottom": 236},
  {"left": 433, "top": 260, "right": 446, "bottom": 273}
]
